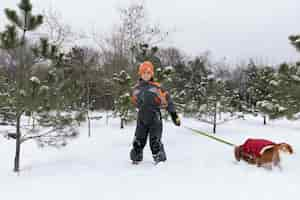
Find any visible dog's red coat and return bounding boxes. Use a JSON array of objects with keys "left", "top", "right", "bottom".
[
  {"left": 241, "top": 138, "right": 275, "bottom": 158},
  {"left": 234, "top": 138, "right": 293, "bottom": 169}
]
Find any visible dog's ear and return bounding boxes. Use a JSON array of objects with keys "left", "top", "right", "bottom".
[
  {"left": 234, "top": 146, "right": 241, "bottom": 161},
  {"left": 285, "top": 144, "right": 293, "bottom": 154}
]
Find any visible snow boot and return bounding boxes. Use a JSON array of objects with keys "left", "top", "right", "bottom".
[
  {"left": 153, "top": 145, "right": 167, "bottom": 164},
  {"left": 132, "top": 160, "right": 140, "bottom": 165},
  {"left": 130, "top": 148, "right": 143, "bottom": 163}
]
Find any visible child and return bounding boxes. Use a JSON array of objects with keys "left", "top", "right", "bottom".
[{"left": 130, "top": 61, "right": 180, "bottom": 164}]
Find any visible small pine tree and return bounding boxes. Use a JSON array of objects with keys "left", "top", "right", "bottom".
[
  {"left": 244, "top": 60, "right": 260, "bottom": 115},
  {"left": 184, "top": 57, "right": 210, "bottom": 114},
  {"left": 272, "top": 63, "right": 300, "bottom": 119},
  {"left": 289, "top": 35, "right": 300, "bottom": 52},
  {"left": 63, "top": 46, "right": 99, "bottom": 137},
  {"left": 200, "top": 77, "right": 233, "bottom": 134},
  {"left": 0, "top": 0, "right": 86, "bottom": 172},
  {"left": 113, "top": 70, "right": 135, "bottom": 129},
  {"left": 170, "top": 62, "right": 189, "bottom": 112},
  {"left": 253, "top": 66, "right": 277, "bottom": 125}
]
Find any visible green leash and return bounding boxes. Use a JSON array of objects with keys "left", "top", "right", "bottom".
[{"left": 184, "top": 126, "right": 236, "bottom": 147}]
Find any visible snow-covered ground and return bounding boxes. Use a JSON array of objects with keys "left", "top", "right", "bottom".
[{"left": 0, "top": 114, "right": 299, "bottom": 200}]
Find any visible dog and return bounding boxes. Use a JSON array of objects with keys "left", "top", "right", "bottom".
[{"left": 234, "top": 138, "right": 293, "bottom": 169}]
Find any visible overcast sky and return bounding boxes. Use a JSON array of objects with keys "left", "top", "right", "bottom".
[{"left": 1, "top": 0, "right": 299, "bottom": 64}]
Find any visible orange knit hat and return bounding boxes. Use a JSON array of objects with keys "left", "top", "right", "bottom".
[{"left": 138, "top": 61, "right": 154, "bottom": 77}]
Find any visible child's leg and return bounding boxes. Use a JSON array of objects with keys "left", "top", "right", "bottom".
[
  {"left": 130, "top": 120, "right": 149, "bottom": 162},
  {"left": 149, "top": 120, "right": 166, "bottom": 162}
]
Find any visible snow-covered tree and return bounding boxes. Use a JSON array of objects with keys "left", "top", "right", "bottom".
[
  {"left": 170, "top": 62, "right": 191, "bottom": 113},
  {"left": 184, "top": 56, "right": 211, "bottom": 114},
  {"left": 253, "top": 66, "right": 277, "bottom": 125},
  {"left": 0, "top": 0, "right": 85, "bottom": 172},
  {"left": 63, "top": 46, "right": 100, "bottom": 137},
  {"left": 244, "top": 60, "right": 260, "bottom": 114},
  {"left": 199, "top": 76, "right": 235, "bottom": 133},
  {"left": 224, "top": 66, "right": 248, "bottom": 113},
  {"left": 113, "top": 70, "right": 135, "bottom": 129},
  {"left": 272, "top": 63, "right": 300, "bottom": 119},
  {"left": 133, "top": 43, "right": 162, "bottom": 71},
  {"left": 289, "top": 34, "right": 300, "bottom": 52}
]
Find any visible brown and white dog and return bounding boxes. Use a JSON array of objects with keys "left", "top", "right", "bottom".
[{"left": 234, "top": 138, "right": 293, "bottom": 169}]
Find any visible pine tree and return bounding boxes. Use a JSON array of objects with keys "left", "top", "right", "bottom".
[
  {"left": 184, "top": 57, "right": 210, "bottom": 114},
  {"left": 289, "top": 35, "right": 300, "bottom": 52},
  {"left": 226, "top": 66, "right": 249, "bottom": 114},
  {"left": 254, "top": 66, "right": 277, "bottom": 124},
  {"left": 244, "top": 60, "right": 260, "bottom": 115},
  {"left": 170, "top": 62, "right": 190, "bottom": 113},
  {"left": 113, "top": 70, "right": 135, "bottom": 129},
  {"left": 267, "top": 35, "right": 300, "bottom": 120},
  {"left": 0, "top": 0, "right": 43, "bottom": 172},
  {"left": 199, "top": 76, "right": 234, "bottom": 133},
  {"left": 0, "top": 0, "right": 86, "bottom": 172},
  {"left": 272, "top": 63, "right": 300, "bottom": 119},
  {"left": 63, "top": 46, "right": 100, "bottom": 137},
  {"left": 182, "top": 56, "right": 238, "bottom": 133},
  {"left": 134, "top": 43, "right": 161, "bottom": 69}
]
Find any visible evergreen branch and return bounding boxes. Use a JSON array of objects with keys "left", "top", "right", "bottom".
[
  {"left": 28, "top": 15, "right": 43, "bottom": 31},
  {"left": 0, "top": 25, "right": 20, "bottom": 49},
  {"left": 18, "top": 0, "right": 32, "bottom": 12},
  {"left": 4, "top": 8, "right": 23, "bottom": 28},
  {"left": 21, "top": 127, "right": 61, "bottom": 143}
]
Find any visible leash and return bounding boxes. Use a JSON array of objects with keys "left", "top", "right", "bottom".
[{"left": 183, "top": 126, "right": 236, "bottom": 147}]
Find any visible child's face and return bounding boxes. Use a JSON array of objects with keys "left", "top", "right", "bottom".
[{"left": 141, "top": 71, "right": 152, "bottom": 81}]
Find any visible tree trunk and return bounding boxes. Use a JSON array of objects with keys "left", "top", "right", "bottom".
[
  {"left": 213, "top": 101, "right": 217, "bottom": 134},
  {"left": 14, "top": 115, "right": 21, "bottom": 172},
  {"left": 87, "top": 84, "right": 91, "bottom": 137},
  {"left": 13, "top": 10, "right": 28, "bottom": 173},
  {"left": 213, "top": 117, "right": 217, "bottom": 134},
  {"left": 106, "top": 110, "right": 109, "bottom": 125},
  {"left": 87, "top": 114, "right": 91, "bottom": 137},
  {"left": 120, "top": 118, "right": 124, "bottom": 129}
]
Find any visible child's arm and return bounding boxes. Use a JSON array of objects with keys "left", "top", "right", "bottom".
[{"left": 130, "top": 84, "right": 140, "bottom": 108}]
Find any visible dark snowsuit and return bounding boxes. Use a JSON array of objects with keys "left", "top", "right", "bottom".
[{"left": 130, "top": 79, "right": 177, "bottom": 162}]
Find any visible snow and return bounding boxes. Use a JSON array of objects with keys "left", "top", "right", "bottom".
[
  {"left": 164, "top": 66, "right": 174, "bottom": 73},
  {"left": 208, "top": 74, "right": 215, "bottom": 80},
  {"left": 269, "top": 80, "right": 279, "bottom": 86},
  {"left": 257, "top": 100, "right": 273, "bottom": 110},
  {"left": 291, "top": 75, "right": 300, "bottom": 82},
  {"left": 39, "top": 85, "right": 49, "bottom": 91},
  {"left": 0, "top": 113, "right": 300, "bottom": 200},
  {"left": 30, "top": 76, "right": 41, "bottom": 84},
  {"left": 19, "top": 89, "right": 26, "bottom": 96}
]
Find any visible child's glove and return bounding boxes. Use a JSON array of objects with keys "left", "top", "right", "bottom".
[{"left": 170, "top": 112, "right": 181, "bottom": 126}]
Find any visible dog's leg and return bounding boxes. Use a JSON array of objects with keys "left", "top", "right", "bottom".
[
  {"left": 272, "top": 148, "right": 282, "bottom": 171},
  {"left": 277, "top": 163, "right": 283, "bottom": 171},
  {"left": 255, "top": 158, "right": 262, "bottom": 168}
]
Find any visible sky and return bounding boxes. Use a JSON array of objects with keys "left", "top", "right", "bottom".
[{"left": 0, "top": 0, "right": 299, "bottom": 65}]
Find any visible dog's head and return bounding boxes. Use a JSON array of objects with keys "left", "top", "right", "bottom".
[
  {"left": 234, "top": 146, "right": 242, "bottom": 161},
  {"left": 278, "top": 143, "right": 293, "bottom": 154}
]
